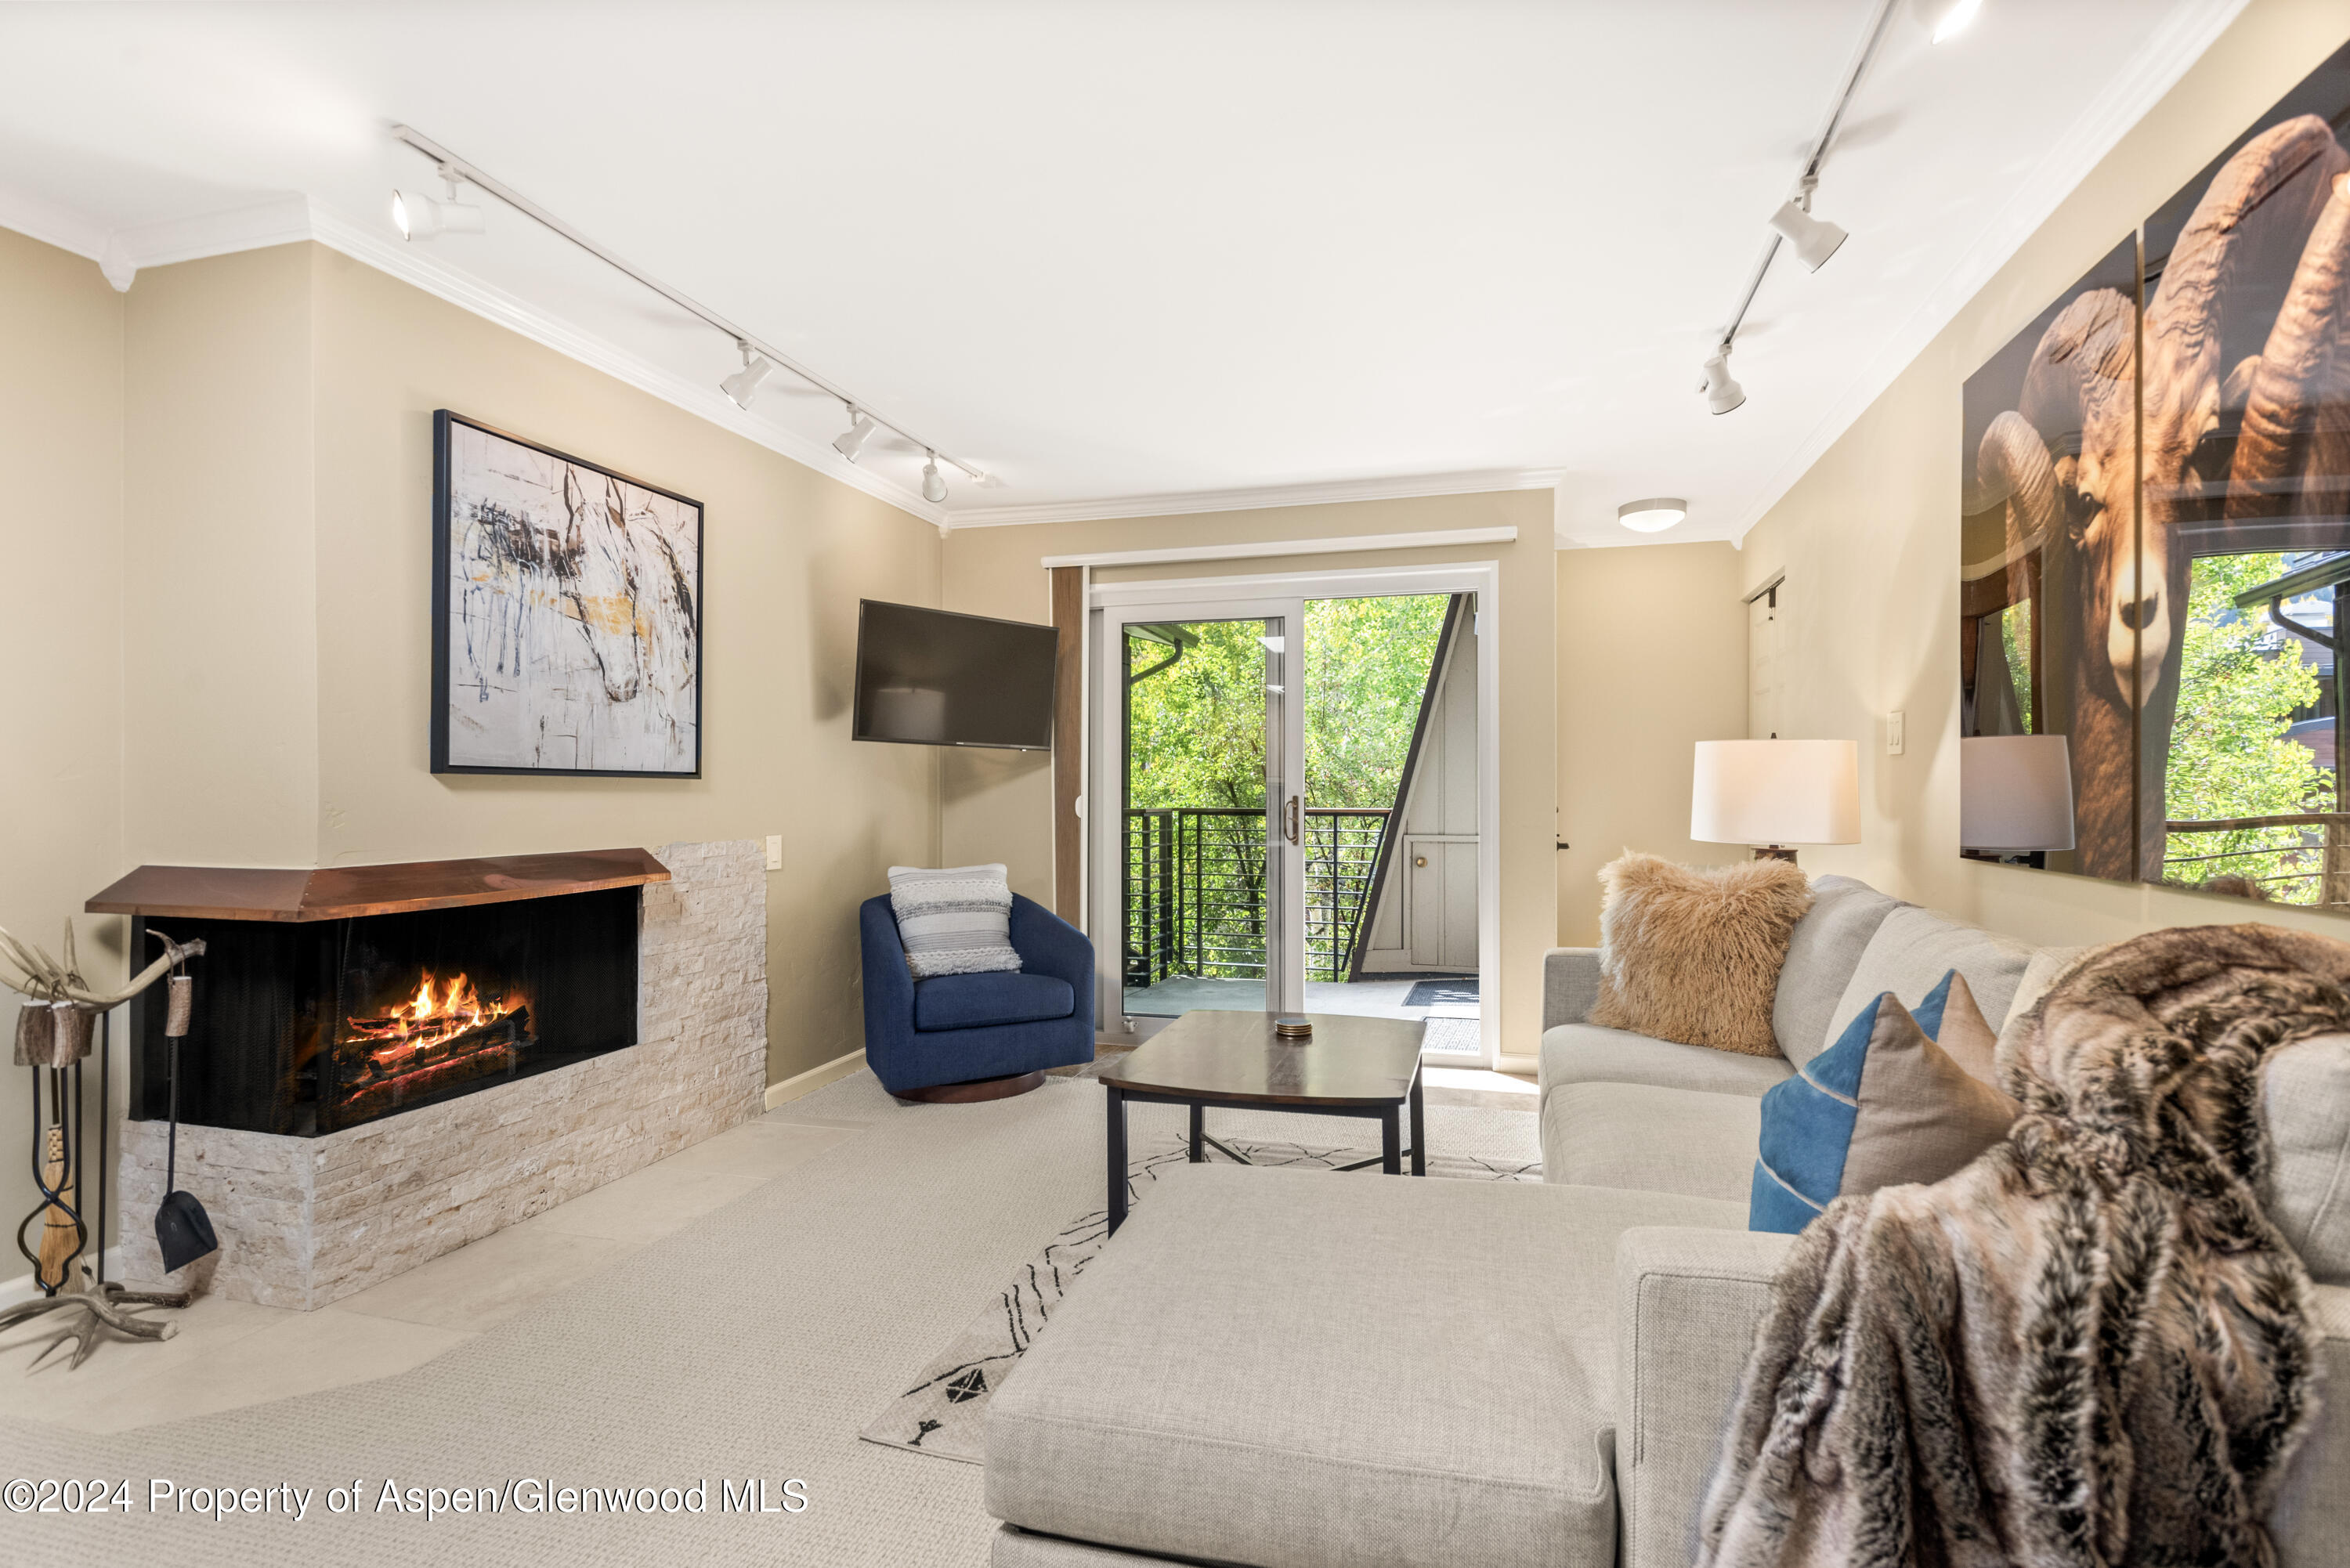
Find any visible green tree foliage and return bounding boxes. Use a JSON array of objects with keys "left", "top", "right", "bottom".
[
  {"left": 2163, "top": 552, "right": 2332, "bottom": 901},
  {"left": 1306, "top": 596, "right": 1451, "bottom": 807},
  {"left": 1123, "top": 596, "right": 1449, "bottom": 811},
  {"left": 1998, "top": 600, "right": 2033, "bottom": 733},
  {"left": 1125, "top": 620, "right": 1270, "bottom": 811},
  {"left": 1123, "top": 596, "right": 1452, "bottom": 981}
]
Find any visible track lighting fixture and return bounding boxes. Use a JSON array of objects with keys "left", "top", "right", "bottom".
[
  {"left": 390, "top": 125, "right": 992, "bottom": 504},
  {"left": 1769, "top": 191, "right": 1847, "bottom": 273},
  {"left": 833, "top": 410, "right": 879, "bottom": 463},
  {"left": 390, "top": 170, "right": 483, "bottom": 242},
  {"left": 1618, "top": 498, "right": 1688, "bottom": 533},
  {"left": 720, "top": 345, "right": 774, "bottom": 410},
  {"left": 1695, "top": 1, "right": 1904, "bottom": 414},
  {"left": 1701, "top": 350, "right": 1746, "bottom": 417},
  {"left": 1931, "top": 0, "right": 1982, "bottom": 45}
]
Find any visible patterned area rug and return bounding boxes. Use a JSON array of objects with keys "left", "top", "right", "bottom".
[{"left": 861, "top": 1133, "right": 1541, "bottom": 1465}]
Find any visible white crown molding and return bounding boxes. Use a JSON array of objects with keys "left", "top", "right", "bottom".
[
  {"left": 0, "top": 188, "right": 947, "bottom": 528},
  {"left": 0, "top": 186, "right": 110, "bottom": 269},
  {"left": 1725, "top": 0, "right": 2250, "bottom": 544},
  {"left": 1039, "top": 525, "right": 1519, "bottom": 569},
  {"left": 940, "top": 467, "right": 1567, "bottom": 531}
]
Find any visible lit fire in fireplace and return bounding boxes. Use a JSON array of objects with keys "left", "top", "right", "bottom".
[{"left": 345, "top": 971, "right": 522, "bottom": 1069}]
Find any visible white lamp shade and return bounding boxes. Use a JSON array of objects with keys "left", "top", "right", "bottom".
[
  {"left": 1960, "top": 735, "right": 2075, "bottom": 852},
  {"left": 1690, "top": 739, "right": 1860, "bottom": 846}
]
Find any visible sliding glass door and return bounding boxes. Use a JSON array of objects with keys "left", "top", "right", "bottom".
[{"left": 1090, "top": 584, "right": 1488, "bottom": 1065}]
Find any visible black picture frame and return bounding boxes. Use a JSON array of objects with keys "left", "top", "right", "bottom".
[{"left": 431, "top": 410, "right": 705, "bottom": 779}]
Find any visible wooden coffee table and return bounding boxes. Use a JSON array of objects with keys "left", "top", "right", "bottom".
[{"left": 1099, "top": 1010, "right": 1426, "bottom": 1234}]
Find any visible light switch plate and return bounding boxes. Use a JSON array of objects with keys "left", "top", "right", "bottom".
[
  {"left": 1886, "top": 711, "right": 1906, "bottom": 756},
  {"left": 765, "top": 834, "right": 783, "bottom": 871}
]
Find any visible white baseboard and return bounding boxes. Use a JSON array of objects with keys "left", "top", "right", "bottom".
[
  {"left": 764, "top": 1050, "right": 866, "bottom": 1111},
  {"left": 0, "top": 1247, "right": 128, "bottom": 1310},
  {"left": 1495, "top": 1053, "right": 1539, "bottom": 1078}
]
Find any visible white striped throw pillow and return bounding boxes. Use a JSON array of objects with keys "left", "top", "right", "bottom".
[{"left": 888, "top": 864, "right": 1021, "bottom": 979}]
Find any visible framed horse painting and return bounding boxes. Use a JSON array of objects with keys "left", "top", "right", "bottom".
[{"left": 430, "top": 410, "right": 703, "bottom": 778}]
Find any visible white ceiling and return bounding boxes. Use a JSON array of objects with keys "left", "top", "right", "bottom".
[{"left": 0, "top": 1, "right": 2243, "bottom": 541}]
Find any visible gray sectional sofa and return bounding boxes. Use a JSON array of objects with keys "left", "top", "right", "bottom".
[{"left": 983, "top": 876, "right": 2350, "bottom": 1567}]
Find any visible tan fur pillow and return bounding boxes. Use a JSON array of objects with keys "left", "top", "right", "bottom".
[{"left": 1588, "top": 851, "right": 1813, "bottom": 1055}]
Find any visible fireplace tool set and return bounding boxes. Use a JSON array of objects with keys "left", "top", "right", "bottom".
[{"left": 0, "top": 922, "right": 215, "bottom": 1368}]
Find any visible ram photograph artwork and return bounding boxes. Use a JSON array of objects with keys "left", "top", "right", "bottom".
[
  {"left": 432, "top": 412, "right": 703, "bottom": 777},
  {"left": 1961, "top": 41, "right": 2350, "bottom": 912}
]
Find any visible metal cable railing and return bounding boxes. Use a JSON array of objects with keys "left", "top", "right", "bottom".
[
  {"left": 1125, "top": 807, "right": 1390, "bottom": 987},
  {"left": 2163, "top": 811, "right": 2350, "bottom": 907}
]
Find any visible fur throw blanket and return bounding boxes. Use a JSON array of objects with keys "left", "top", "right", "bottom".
[{"left": 1699, "top": 924, "right": 2345, "bottom": 1568}]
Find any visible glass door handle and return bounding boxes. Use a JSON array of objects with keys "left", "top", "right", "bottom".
[{"left": 1285, "top": 797, "right": 1300, "bottom": 845}]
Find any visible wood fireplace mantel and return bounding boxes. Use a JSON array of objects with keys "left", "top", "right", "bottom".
[{"left": 85, "top": 847, "right": 673, "bottom": 922}]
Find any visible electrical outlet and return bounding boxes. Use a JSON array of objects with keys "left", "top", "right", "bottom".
[
  {"left": 765, "top": 835, "right": 783, "bottom": 871},
  {"left": 1886, "top": 711, "right": 1906, "bottom": 756}
]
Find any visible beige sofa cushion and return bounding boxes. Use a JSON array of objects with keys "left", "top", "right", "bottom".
[
  {"left": 1772, "top": 875, "right": 1907, "bottom": 1068},
  {"left": 1542, "top": 1082, "right": 1761, "bottom": 1205},
  {"left": 1822, "top": 905, "right": 2034, "bottom": 1060},
  {"left": 985, "top": 1163, "right": 1744, "bottom": 1568},
  {"left": 2263, "top": 1033, "right": 2350, "bottom": 1287},
  {"left": 1539, "top": 1024, "right": 1794, "bottom": 1115}
]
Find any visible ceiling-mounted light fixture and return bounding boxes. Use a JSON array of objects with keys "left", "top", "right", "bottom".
[
  {"left": 1701, "top": 349, "right": 1746, "bottom": 416},
  {"left": 1618, "top": 498, "right": 1689, "bottom": 533},
  {"left": 720, "top": 343, "right": 774, "bottom": 410},
  {"left": 386, "top": 125, "right": 992, "bottom": 506},
  {"left": 1696, "top": 0, "right": 1896, "bottom": 414},
  {"left": 1931, "top": 0, "right": 1983, "bottom": 44},
  {"left": 1769, "top": 181, "right": 1847, "bottom": 273},
  {"left": 833, "top": 410, "right": 879, "bottom": 463},
  {"left": 921, "top": 453, "right": 949, "bottom": 504},
  {"left": 390, "top": 168, "right": 483, "bottom": 241}
]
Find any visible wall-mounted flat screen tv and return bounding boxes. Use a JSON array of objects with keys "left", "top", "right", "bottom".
[{"left": 853, "top": 600, "right": 1058, "bottom": 751}]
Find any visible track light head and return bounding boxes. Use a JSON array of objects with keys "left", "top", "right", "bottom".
[
  {"left": 1769, "top": 199, "right": 1848, "bottom": 272},
  {"left": 1618, "top": 498, "right": 1688, "bottom": 533},
  {"left": 720, "top": 346, "right": 774, "bottom": 410},
  {"left": 1701, "top": 349, "right": 1746, "bottom": 416},
  {"left": 833, "top": 410, "right": 879, "bottom": 463},
  {"left": 390, "top": 186, "right": 483, "bottom": 242},
  {"left": 921, "top": 453, "right": 949, "bottom": 504},
  {"left": 1930, "top": 0, "right": 1982, "bottom": 45}
]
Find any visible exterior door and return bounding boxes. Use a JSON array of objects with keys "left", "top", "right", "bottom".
[{"left": 1090, "top": 596, "right": 1307, "bottom": 1036}]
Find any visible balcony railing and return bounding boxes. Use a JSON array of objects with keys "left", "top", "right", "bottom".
[
  {"left": 2164, "top": 811, "right": 2350, "bottom": 907},
  {"left": 1125, "top": 806, "right": 1390, "bottom": 988}
]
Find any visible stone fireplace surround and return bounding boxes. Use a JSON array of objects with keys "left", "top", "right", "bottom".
[{"left": 113, "top": 840, "right": 768, "bottom": 1310}]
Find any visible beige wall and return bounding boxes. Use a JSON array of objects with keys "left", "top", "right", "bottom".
[
  {"left": 124, "top": 245, "right": 320, "bottom": 869},
  {"left": 1741, "top": 0, "right": 2350, "bottom": 948},
  {"left": 1, "top": 233, "right": 945, "bottom": 1288},
  {"left": 1555, "top": 541, "right": 1750, "bottom": 945},
  {"left": 302, "top": 246, "right": 940, "bottom": 1082},
  {"left": 939, "top": 489, "right": 1558, "bottom": 1061},
  {"left": 0, "top": 227, "right": 127, "bottom": 1270}
]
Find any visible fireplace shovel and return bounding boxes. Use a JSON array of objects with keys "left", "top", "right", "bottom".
[{"left": 154, "top": 972, "right": 217, "bottom": 1274}]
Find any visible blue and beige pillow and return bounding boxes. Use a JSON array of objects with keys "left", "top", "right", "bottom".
[
  {"left": 1750, "top": 971, "right": 2019, "bottom": 1234},
  {"left": 888, "top": 863, "right": 1021, "bottom": 978}
]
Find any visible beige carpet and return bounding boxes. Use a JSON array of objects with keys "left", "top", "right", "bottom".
[{"left": 0, "top": 1069, "right": 1539, "bottom": 1565}]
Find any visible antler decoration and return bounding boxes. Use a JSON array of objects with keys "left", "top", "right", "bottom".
[
  {"left": 0, "top": 1273, "right": 186, "bottom": 1371},
  {"left": 0, "top": 919, "right": 198, "bottom": 1010}
]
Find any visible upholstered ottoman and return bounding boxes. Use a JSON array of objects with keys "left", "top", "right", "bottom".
[{"left": 984, "top": 1162, "right": 1744, "bottom": 1568}]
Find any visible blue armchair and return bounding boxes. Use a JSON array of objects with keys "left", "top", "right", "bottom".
[{"left": 860, "top": 893, "right": 1095, "bottom": 1100}]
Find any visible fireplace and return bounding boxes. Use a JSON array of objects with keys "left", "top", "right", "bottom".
[{"left": 89, "top": 850, "right": 669, "bottom": 1137}]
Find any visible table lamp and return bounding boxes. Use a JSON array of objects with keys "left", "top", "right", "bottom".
[
  {"left": 1959, "top": 734, "right": 2074, "bottom": 868},
  {"left": 1690, "top": 739, "right": 1860, "bottom": 863}
]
